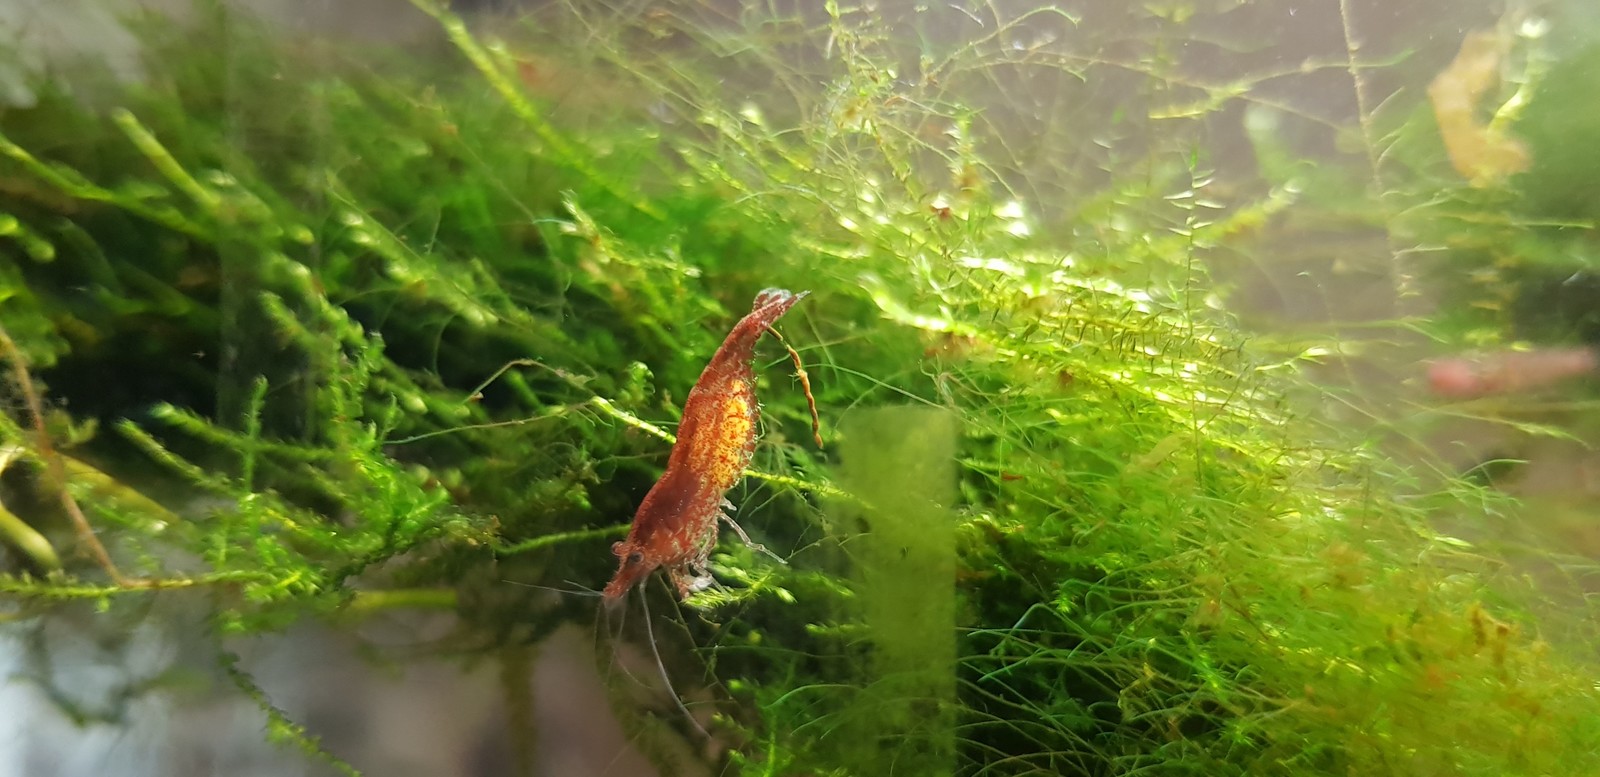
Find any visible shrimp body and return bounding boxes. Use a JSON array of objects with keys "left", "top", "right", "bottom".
[
  {"left": 603, "top": 289, "right": 810, "bottom": 603},
  {"left": 1428, "top": 347, "right": 1600, "bottom": 398}
]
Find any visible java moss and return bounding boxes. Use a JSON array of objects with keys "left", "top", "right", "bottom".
[{"left": 0, "top": 1, "right": 1597, "bottom": 775}]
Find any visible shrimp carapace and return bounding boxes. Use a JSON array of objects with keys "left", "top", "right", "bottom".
[{"left": 602, "top": 288, "right": 819, "bottom": 604}]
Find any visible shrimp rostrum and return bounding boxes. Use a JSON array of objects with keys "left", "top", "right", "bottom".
[{"left": 602, "top": 288, "right": 820, "bottom": 605}]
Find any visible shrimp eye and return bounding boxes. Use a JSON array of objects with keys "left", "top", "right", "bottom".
[{"left": 626, "top": 551, "right": 645, "bottom": 565}]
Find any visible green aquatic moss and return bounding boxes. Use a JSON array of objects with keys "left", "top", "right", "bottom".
[{"left": 0, "top": 2, "right": 1596, "bottom": 776}]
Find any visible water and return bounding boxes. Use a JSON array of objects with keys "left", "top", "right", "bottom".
[{"left": 2, "top": 0, "right": 1599, "bottom": 775}]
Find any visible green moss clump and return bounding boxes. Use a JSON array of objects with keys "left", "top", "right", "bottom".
[{"left": 0, "top": 2, "right": 1596, "bottom": 776}]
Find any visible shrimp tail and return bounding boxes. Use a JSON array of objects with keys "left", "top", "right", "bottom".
[{"left": 753, "top": 287, "right": 808, "bottom": 314}]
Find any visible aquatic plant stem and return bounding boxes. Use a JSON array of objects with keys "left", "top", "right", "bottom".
[
  {"left": 495, "top": 524, "right": 627, "bottom": 556},
  {"left": 0, "top": 570, "right": 269, "bottom": 599},
  {"left": 220, "top": 648, "right": 362, "bottom": 777},
  {"left": 1338, "top": 0, "right": 1430, "bottom": 351},
  {"left": 112, "top": 109, "right": 222, "bottom": 214},
  {"left": 1338, "top": 0, "right": 1383, "bottom": 194},
  {"left": 0, "top": 321, "right": 133, "bottom": 586},
  {"left": 0, "top": 446, "right": 60, "bottom": 571}
]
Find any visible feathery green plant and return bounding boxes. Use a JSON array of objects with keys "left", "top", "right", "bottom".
[{"left": 0, "top": 1, "right": 1597, "bottom": 776}]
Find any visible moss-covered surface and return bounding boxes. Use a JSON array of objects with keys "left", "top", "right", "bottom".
[{"left": 1, "top": 1, "right": 1598, "bottom": 775}]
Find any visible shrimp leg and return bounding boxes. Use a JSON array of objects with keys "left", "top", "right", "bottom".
[{"left": 719, "top": 510, "right": 787, "bottom": 565}]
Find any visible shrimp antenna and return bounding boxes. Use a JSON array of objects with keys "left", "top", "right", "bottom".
[
  {"left": 500, "top": 578, "right": 605, "bottom": 598},
  {"left": 590, "top": 585, "right": 714, "bottom": 742},
  {"left": 765, "top": 325, "right": 823, "bottom": 448},
  {"left": 462, "top": 357, "right": 591, "bottom": 404},
  {"left": 638, "top": 585, "right": 715, "bottom": 742}
]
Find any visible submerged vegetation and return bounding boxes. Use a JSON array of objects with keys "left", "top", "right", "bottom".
[{"left": 1, "top": 0, "right": 1599, "bottom": 775}]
